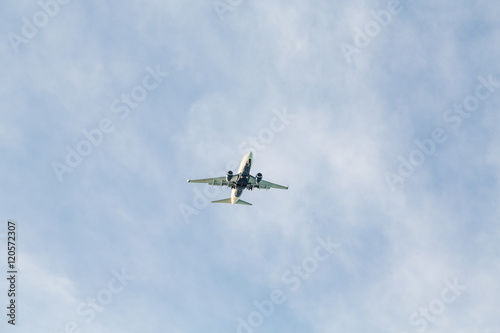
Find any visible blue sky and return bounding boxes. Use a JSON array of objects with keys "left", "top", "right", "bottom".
[{"left": 1, "top": 0, "right": 499, "bottom": 332}]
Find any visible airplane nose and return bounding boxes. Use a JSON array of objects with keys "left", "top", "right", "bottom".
[{"left": 248, "top": 152, "right": 253, "bottom": 159}]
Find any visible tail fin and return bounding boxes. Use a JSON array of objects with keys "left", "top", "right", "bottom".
[{"left": 211, "top": 198, "right": 252, "bottom": 205}]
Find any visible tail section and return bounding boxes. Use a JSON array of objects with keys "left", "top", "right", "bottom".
[
  {"left": 234, "top": 199, "right": 252, "bottom": 206},
  {"left": 211, "top": 198, "right": 232, "bottom": 204},
  {"left": 211, "top": 198, "right": 252, "bottom": 205}
]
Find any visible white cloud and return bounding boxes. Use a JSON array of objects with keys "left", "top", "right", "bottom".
[{"left": 1, "top": 0, "right": 500, "bottom": 332}]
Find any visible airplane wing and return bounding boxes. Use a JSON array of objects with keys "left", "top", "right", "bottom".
[
  {"left": 187, "top": 177, "right": 229, "bottom": 186},
  {"left": 249, "top": 176, "right": 288, "bottom": 190},
  {"left": 256, "top": 180, "right": 288, "bottom": 190}
]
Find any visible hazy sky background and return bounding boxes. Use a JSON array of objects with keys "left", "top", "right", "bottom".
[{"left": 1, "top": 0, "right": 499, "bottom": 332}]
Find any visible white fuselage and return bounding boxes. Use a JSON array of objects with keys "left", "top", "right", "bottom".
[{"left": 231, "top": 152, "right": 252, "bottom": 204}]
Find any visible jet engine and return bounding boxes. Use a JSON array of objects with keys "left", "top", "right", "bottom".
[
  {"left": 256, "top": 172, "right": 263, "bottom": 183},
  {"left": 226, "top": 170, "right": 234, "bottom": 182}
]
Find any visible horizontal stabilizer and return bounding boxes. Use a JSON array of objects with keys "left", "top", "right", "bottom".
[
  {"left": 211, "top": 198, "right": 232, "bottom": 204},
  {"left": 211, "top": 198, "right": 252, "bottom": 205},
  {"left": 235, "top": 199, "right": 252, "bottom": 206}
]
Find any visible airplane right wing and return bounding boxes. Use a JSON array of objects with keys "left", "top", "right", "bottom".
[{"left": 187, "top": 177, "right": 230, "bottom": 186}]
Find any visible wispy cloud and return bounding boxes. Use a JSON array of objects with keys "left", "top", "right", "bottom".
[{"left": 1, "top": 0, "right": 499, "bottom": 332}]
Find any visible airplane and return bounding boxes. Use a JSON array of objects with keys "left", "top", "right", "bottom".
[{"left": 187, "top": 152, "right": 288, "bottom": 205}]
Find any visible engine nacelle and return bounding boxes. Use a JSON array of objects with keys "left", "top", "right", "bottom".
[
  {"left": 226, "top": 170, "right": 234, "bottom": 182},
  {"left": 256, "top": 172, "right": 263, "bottom": 183}
]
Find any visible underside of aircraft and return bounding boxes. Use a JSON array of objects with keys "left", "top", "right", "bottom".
[{"left": 187, "top": 152, "right": 288, "bottom": 205}]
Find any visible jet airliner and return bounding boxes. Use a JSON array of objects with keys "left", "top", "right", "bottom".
[{"left": 187, "top": 152, "right": 288, "bottom": 205}]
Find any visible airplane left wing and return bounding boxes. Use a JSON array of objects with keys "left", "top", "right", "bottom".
[
  {"left": 249, "top": 176, "right": 288, "bottom": 190},
  {"left": 187, "top": 177, "right": 229, "bottom": 186},
  {"left": 256, "top": 180, "right": 288, "bottom": 190}
]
